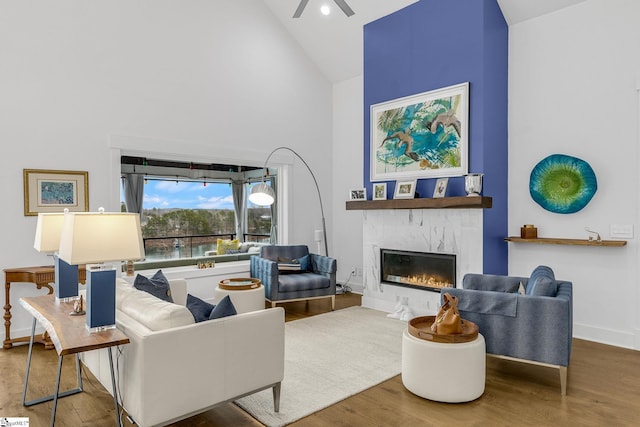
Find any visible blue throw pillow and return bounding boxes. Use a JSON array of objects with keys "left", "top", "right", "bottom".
[
  {"left": 209, "top": 295, "right": 237, "bottom": 320},
  {"left": 526, "top": 265, "right": 557, "bottom": 297},
  {"left": 186, "top": 294, "right": 215, "bottom": 323},
  {"left": 133, "top": 270, "right": 173, "bottom": 302}
]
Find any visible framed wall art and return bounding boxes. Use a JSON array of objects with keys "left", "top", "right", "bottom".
[
  {"left": 370, "top": 82, "right": 469, "bottom": 181},
  {"left": 393, "top": 180, "right": 417, "bottom": 200},
  {"left": 23, "top": 169, "right": 89, "bottom": 216},
  {"left": 373, "top": 183, "right": 387, "bottom": 200},
  {"left": 349, "top": 188, "right": 367, "bottom": 201}
]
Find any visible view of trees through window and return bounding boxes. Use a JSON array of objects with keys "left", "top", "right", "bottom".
[{"left": 121, "top": 179, "right": 272, "bottom": 261}]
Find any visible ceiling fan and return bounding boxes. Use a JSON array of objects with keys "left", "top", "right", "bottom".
[{"left": 293, "top": 0, "right": 355, "bottom": 18}]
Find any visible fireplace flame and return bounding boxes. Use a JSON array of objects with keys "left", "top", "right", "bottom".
[{"left": 397, "top": 274, "right": 452, "bottom": 289}]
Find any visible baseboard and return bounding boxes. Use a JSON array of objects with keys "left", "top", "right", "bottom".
[{"left": 573, "top": 323, "right": 638, "bottom": 350}]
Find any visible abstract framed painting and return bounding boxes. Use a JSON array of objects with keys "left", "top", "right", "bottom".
[
  {"left": 23, "top": 169, "right": 89, "bottom": 216},
  {"left": 370, "top": 82, "right": 469, "bottom": 181}
]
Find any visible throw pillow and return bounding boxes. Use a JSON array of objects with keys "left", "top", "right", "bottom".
[
  {"left": 217, "top": 238, "right": 240, "bottom": 255},
  {"left": 133, "top": 270, "right": 173, "bottom": 303},
  {"left": 526, "top": 265, "right": 558, "bottom": 297},
  {"left": 209, "top": 295, "right": 237, "bottom": 320},
  {"left": 186, "top": 294, "right": 215, "bottom": 323}
]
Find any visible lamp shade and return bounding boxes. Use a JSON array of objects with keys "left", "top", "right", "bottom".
[
  {"left": 33, "top": 213, "right": 65, "bottom": 253},
  {"left": 249, "top": 182, "right": 275, "bottom": 206},
  {"left": 58, "top": 212, "right": 145, "bottom": 265}
]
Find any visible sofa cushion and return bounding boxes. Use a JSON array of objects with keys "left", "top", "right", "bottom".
[
  {"left": 134, "top": 270, "right": 173, "bottom": 302},
  {"left": 119, "top": 286, "right": 195, "bottom": 331},
  {"left": 278, "top": 272, "right": 330, "bottom": 292},
  {"left": 209, "top": 295, "right": 237, "bottom": 320},
  {"left": 217, "top": 238, "right": 240, "bottom": 255},
  {"left": 186, "top": 294, "right": 215, "bottom": 322},
  {"left": 526, "top": 265, "right": 557, "bottom": 297}
]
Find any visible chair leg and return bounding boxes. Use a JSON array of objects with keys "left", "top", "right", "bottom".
[
  {"left": 559, "top": 366, "right": 567, "bottom": 395},
  {"left": 331, "top": 295, "right": 335, "bottom": 311},
  {"left": 271, "top": 301, "right": 276, "bottom": 308},
  {"left": 272, "top": 382, "right": 281, "bottom": 412}
]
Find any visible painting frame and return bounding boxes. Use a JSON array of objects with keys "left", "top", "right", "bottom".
[
  {"left": 393, "top": 179, "right": 417, "bottom": 200},
  {"left": 23, "top": 169, "right": 89, "bottom": 216},
  {"left": 370, "top": 82, "right": 469, "bottom": 181},
  {"left": 433, "top": 178, "right": 449, "bottom": 198},
  {"left": 349, "top": 188, "right": 367, "bottom": 201},
  {"left": 372, "top": 183, "right": 387, "bottom": 201}
]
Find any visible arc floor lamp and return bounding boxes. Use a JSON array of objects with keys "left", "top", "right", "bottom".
[{"left": 249, "top": 146, "right": 329, "bottom": 257}]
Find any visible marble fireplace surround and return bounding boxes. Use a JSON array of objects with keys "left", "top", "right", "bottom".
[{"left": 361, "top": 208, "right": 484, "bottom": 317}]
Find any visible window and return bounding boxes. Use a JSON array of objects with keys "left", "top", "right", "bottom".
[{"left": 120, "top": 156, "right": 275, "bottom": 262}]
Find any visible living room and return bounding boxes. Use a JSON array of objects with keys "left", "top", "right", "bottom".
[{"left": 1, "top": 0, "right": 639, "bottom": 425}]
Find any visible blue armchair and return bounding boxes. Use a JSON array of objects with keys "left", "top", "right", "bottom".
[
  {"left": 443, "top": 266, "right": 573, "bottom": 395},
  {"left": 250, "top": 245, "right": 337, "bottom": 309}
]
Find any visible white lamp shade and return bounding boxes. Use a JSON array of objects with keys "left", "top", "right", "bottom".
[
  {"left": 58, "top": 212, "right": 145, "bottom": 265},
  {"left": 33, "top": 213, "right": 65, "bottom": 253},
  {"left": 249, "top": 182, "right": 275, "bottom": 206}
]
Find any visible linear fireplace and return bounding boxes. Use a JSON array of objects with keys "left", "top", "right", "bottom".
[{"left": 380, "top": 249, "right": 456, "bottom": 292}]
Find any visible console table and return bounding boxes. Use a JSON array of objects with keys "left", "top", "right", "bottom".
[
  {"left": 4, "top": 265, "right": 86, "bottom": 349},
  {"left": 20, "top": 295, "right": 129, "bottom": 426}
]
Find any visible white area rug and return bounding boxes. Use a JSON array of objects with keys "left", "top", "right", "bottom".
[{"left": 234, "top": 306, "right": 407, "bottom": 426}]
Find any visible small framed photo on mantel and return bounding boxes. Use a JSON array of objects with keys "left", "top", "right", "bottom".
[
  {"left": 349, "top": 188, "right": 367, "bottom": 201},
  {"left": 373, "top": 183, "right": 387, "bottom": 200},
  {"left": 433, "top": 178, "right": 449, "bottom": 198},
  {"left": 393, "top": 179, "right": 417, "bottom": 199}
]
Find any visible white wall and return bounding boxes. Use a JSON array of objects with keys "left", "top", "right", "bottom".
[
  {"left": 0, "top": 0, "right": 333, "bottom": 342},
  {"left": 332, "top": 76, "right": 364, "bottom": 292},
  {"left": 508, "top": 0, "right": 640, "bottom": 349}
]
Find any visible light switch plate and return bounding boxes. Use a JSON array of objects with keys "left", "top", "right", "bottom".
[{"left": 610, "top": 224, "right": 633, "bottom": 239}]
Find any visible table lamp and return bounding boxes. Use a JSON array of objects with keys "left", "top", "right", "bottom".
[
  {"left": 33, "top": 212, "right": 79, "bottom": 301},
  {"left": 58, "top": 209, "right": 145, "bottom": 330}
]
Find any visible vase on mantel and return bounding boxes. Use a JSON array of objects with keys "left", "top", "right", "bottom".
[{"left": 464, "top": 173, "right": 484, "bottom": 197}]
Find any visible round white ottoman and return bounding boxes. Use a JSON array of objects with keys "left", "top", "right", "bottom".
[
  {"left": 401, "top": 330, "right": 485, "bottom": 403},
  {"left": 214, "top": 284, "right": 265, "bottom": 314}
]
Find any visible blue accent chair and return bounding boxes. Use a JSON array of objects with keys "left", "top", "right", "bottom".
[
  {"left": 443, "top": 266, "right": 573, "bottom": 395},
  {"left": 250, "top": 245, "right": 337, "bottom": 309}
]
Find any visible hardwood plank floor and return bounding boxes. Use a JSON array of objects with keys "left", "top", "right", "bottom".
[{"left": 1, "top": 293, "right": 638, "bottom": 426}]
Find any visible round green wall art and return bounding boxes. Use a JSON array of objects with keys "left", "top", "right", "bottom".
[{"left": 529, "top": 154, "right": 597, "bottom": 214}]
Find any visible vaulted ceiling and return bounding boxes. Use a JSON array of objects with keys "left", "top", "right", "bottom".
[{"left": 261, "top": 0, "right": 586, "bottom": 83}]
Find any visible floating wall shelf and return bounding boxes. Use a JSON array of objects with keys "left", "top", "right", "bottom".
[
  {"left": 345, "top": 196, "right": 492, "bottom": 211},
  {"left": 504, "top": 237, "right": 627, "bottom": 247}
]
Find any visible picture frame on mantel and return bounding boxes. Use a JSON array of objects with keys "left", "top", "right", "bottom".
[
  {"left": 393, "top": 179, "right": 417, "bottom": 200},
  {"left": 23, "top": 169, "right": 89, "bottom": 216},
  {"left": 370, "top": 82, "right": 469, "bottom": 181},
  {"left": 373, "top": 183, "right": 387, "bottom": 200},
  {"left": 433, "top": 178, "right": 449, "bottom": 198}
]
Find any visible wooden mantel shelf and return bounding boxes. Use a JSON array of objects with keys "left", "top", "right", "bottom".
[
  {"left": 346, "top": 196, "right": 492, "bottom": 210},
  {"left": 505, "top": 237, "right": 627, "bottom": 247}
]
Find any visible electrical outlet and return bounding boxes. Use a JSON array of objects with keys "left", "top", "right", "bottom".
[{"left": 356, "top": 267, "right": 363, "bottom": 277}]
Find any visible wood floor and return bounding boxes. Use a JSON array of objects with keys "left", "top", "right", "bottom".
[{"left": 2, "top": 293, "right": 639, "bottom": 426}]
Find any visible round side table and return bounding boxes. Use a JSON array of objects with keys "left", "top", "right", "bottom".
[
  {"left": 401, "top": 329, "right": 485, "bottom": 403},
  {"left": 214, "top": 278, "right": 265, "bottom": 314}
]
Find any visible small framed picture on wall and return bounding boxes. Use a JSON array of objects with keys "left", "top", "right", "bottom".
[
  {"left": 349, "top": 188, "right": 367, "bottom": 201},
  {"left": 373, "top": 183, "right": 387, "bottom": 200},
  {"left": 433, "top": 178, "right": 449, "bottom": 198}
]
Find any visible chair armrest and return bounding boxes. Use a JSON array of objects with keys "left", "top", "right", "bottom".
[
  {"left": 309, "top": 254, "right": 337, "bottom": 274},
  {"left": 250, "top": 255, "right": 279, "bottom": 300}
]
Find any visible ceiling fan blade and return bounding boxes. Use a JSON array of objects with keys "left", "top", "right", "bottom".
[
  {"left": 333, "top": 0, "right": 355, "bottom": 17},
  {"left": 293, "top": 0, "right": 310, "bottom": 18}
]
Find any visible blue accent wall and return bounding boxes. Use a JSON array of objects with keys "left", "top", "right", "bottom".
[{"left": 363, "top": 0, "right": 508, "bottom": 274}]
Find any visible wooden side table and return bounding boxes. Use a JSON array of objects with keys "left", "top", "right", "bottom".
[
  {"left": 20, "top": 295, "right": 129, "bottom": 426},
  {"left": 3, "top": 265, "right": 86, "bottom": 349}
]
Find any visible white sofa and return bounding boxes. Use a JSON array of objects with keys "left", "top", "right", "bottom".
[{"left": 82, "top": 278, "right": 285, "bottom": 427}]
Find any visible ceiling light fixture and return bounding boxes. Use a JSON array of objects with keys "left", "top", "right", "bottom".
[
  {"left": 320, "top": 4, "right": 331, "bottom": 16},
  {"left": 293, "top": 0, "right": 354, "bottom": 18}
]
